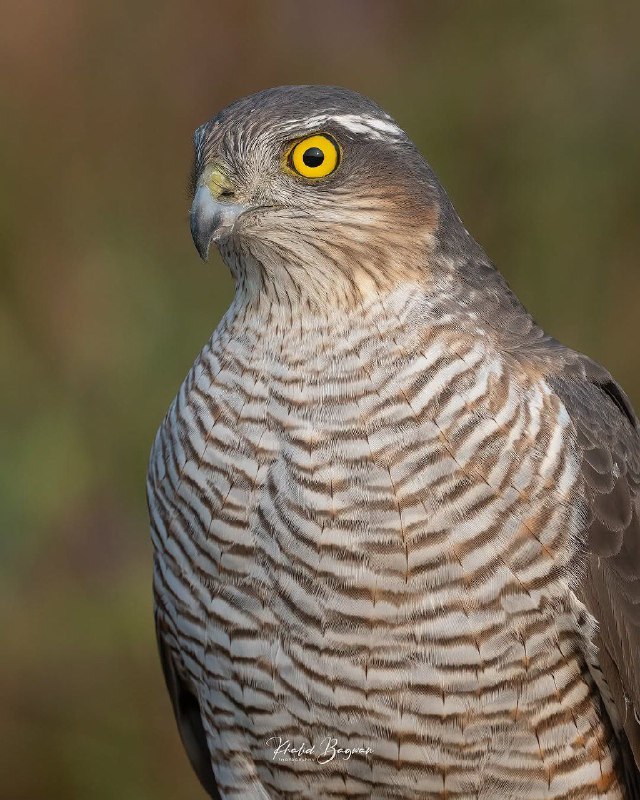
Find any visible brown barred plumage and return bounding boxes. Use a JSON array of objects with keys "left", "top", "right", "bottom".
[{"left": 148, "top": 86, "right": 640, "bottom": 799}]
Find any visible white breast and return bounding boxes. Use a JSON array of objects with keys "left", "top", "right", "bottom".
[{"left": 149, "top": 286, "right": 620, "bottom": 799}]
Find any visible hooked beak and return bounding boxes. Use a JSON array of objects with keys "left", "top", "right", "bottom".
[{"left": 189, "top": 166, "right": 246, "bottom": 260}]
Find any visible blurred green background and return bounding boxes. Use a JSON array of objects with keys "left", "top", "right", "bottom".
[{"left": 2, "top": 2, "right": 639, "bottom": 798}]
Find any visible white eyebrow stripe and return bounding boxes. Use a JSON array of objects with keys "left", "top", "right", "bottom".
[
  {"left": 279, "top": 114, "right": 328, "bottom": 132},
  {"left": 347, "top": 116, "right": 402, "bottom": 135},
  {"left": 330, "top": 114, "right": 405, "bottom": 139},
  {"left": 279, "top": 113, "right": 405, "bottom": 141}
]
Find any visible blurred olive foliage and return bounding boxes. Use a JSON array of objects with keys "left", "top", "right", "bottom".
[{"left": 1, "top": 2, "right": 639, "bottom": 797}]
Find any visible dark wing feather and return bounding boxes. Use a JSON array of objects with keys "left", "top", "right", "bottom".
[
  {"left": 550, "top": 355, "right": 640, "bottom": 779},
  {"left": 155, "top": 612, "right": 221, "bottom": 799}
]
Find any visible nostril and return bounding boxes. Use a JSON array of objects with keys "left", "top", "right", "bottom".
[{"left": 219, "top": 189, "right": 235, "bottom": 198}]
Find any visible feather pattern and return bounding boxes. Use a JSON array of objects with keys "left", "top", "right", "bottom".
[
  {"left": 148, "top": 85, "right": 639, "bottom": 799},
  {"left": 149, "top": 283, "right": 634, "bottom": 798}
]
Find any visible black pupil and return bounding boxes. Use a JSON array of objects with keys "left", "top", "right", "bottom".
[{"left": 302, "top": 146, "right": 325, "bottom": 168}]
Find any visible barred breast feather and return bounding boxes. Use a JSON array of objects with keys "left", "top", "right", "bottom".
[{"left": 148, "top": 284, "right": 627, "bottom": 799}]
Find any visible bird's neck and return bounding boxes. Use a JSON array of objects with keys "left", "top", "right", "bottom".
[
  {"left": 217, "top": 221, "right": 441, "bottom": 314},
  {"left": 215, "top": 221, "right": 534, "bottom": 361},
  {"left": 218, "top": 270, "right": 479, "bottom": 366}
]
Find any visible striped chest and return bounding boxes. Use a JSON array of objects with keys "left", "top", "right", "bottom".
[{"left": 149, "top": 291, "right": 621, "bottom": 799}]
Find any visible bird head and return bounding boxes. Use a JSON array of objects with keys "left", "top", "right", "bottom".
[{"left": 189, "top": 85, "right": 472, "bottom": 306}]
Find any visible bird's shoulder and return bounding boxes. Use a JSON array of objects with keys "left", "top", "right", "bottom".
[
  {"left": 542, "top": 343, "right": 640, "bottom": 543},
  {"left": 527, "top": 338, "right": 640, "bottom": 771}
]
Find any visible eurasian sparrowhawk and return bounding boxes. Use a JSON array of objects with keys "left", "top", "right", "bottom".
[{"left": 148, "top": 86, "right": 640, "bottom": 799}]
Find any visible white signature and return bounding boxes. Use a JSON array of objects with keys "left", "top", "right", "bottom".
[{"left": 266, "top": 736, "right": 373, "bottom": 765}]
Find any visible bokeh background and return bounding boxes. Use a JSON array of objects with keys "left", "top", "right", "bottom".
[{"left": 2, "top": 2, "right": 639, "bottom": 798}]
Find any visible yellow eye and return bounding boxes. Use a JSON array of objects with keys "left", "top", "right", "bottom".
[{"left": 286, "top": 134, "right": 340, "bottom": 179}]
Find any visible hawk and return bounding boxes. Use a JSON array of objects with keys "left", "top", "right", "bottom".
[{"left": 148, "top": 85, "right": 640, "bottom": 799}]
